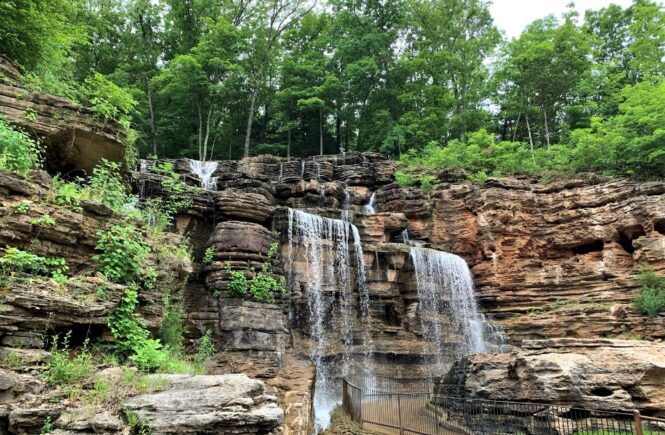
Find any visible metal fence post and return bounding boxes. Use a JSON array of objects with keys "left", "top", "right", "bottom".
[
  {"left": 634, "top": 410, "right": 644, "bottom": 435},
  {"left": 397, "top": 393, "right": 404, "bottom": 435}
]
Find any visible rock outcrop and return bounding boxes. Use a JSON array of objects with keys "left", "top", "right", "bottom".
[
  {"left": 436, "top": 338, "right": 665, "bottom": 415},
  {"left": 0, "top": 56, "right": 126, "bottom": 175},
  {"left": 124, "top": 374, "right": 283, "bottom": 434}
]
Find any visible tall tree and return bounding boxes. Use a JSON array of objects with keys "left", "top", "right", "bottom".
[{"left": 242, "top": 0, "right": 316, "bottom": 157}]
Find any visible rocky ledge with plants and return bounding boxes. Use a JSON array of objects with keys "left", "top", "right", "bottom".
[{"left": 0, "top": 118, "right": 284, "bottom": 434}]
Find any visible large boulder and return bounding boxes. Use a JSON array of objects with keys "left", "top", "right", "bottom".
[
  {"left": 123, "top": 374, "right": 283, "bottom": 434},
  {"left": 436, "top": 338, "right": 665, "bottom": 414}
]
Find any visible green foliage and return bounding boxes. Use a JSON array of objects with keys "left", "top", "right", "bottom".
[
  {"left": 0, "top": 116, "right": 43, "bottom": 174},
  {"left": 52, "top": 177, "right": 83, "bottom": 210},
  {"left": 89, "top": 160, "right": 132, "bottom": 212},
  {"left": 40, "top": 416, "right": 54, "bottom": 434},
  {"left": 50, "top": 160, "right": 133, "bottom": 213},
  {"left": 194, "top": 330, "right": 215, "bottom": 364},
  {"left": 0, "top": 247, "right": 68, "bottom": 280},
  {"left": 81, "top": 72, "right": 137, "bottom": 128},
  {"left": 24, "top": 108, "right": 37, "bottom": 122},
  {"left": 124, "top": 409, "right": 153, "bottom": 435},
  {"left": 139, "top": 163, "right": 191, "bottom": 231},
  {"left": 158, "top": 294, "right": 185, "bottom": 354},
  {"left": 45, "top": 333, "right": 93, "bottom": 385},
  {"left": 633, "top": 266, "right": 665, "bottom": 317},
  {"left": 31, "top": 214, "right": 56, "bottom": 226},
  {"left": 11, "top": 202, "right": 31, "bottom": 214},
  {"left": 225, "top": 264, "right": 248, "bottom": 298},
  {"left": 107, "top": 286, "right": 167, "bottom": 371},
  {"left": 221, "top": 243, "right": 287, "bottom": 303},
  {"left": 93, "top": 225, "right": 149, "bottom": 283},
  {"left": 248, "top": 273, "right": 287, "bottom": 304},
  {"left": 202, "top": 247, "right": 214, "bottom": 265}
]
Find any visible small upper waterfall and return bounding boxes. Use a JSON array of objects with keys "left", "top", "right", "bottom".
[
  {"left": 364, "top": 191, "right": 377, "bottom": 214},
  {"left": 411, "top": 247, "right": 495, "bottom": 371},
  {"left": 189, "top": 159, "right": 219, "bottom": 191},
  {"left": 287, "top": 208, "right": 372, "bottom": 430}
]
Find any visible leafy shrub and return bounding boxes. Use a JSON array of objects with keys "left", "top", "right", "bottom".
[
  {"left": 52, "top": 176, "right": 83, "bottom": 210},
  {"left": 107, "top": 286, "right": 169, "bottom": 371},
  {"left": 194, "top": 330, "right": 215, "bottom": 364},
  {"left": 0, "top": 116, "right": 43, "bottom": 174},
  {"left": 0, "top": 247, "right": 68, "bottom": 280},
  {"left": 139, "top": 163, "right": 191, "bottom": 231},
  {"left": 24, "top": 108, "right": 37, "bottom": 122},
  {"left": 11, "top": 202, "right": 31, "bottom": 214},
  {"left": 81, "top": 72, "right": 137, "bottom": 128},
  {"left": 93, "top": 225, "right": 149, "bottom": 283},
  {"left": 633, "top": 266, "right": 665, "bottom": 317},
  {"left": 45, "top": 333, "right": 93, "bottom": 384},
  {"left": 225, "top": 264, "right": 248, "bottom": 297},
  {"left": 394, "top": 171, "right": 418, "bottom": 186},
  {"left": 31, "top": 214, "right": 56, "bottom": 226},
  {"left": 40, "top": 416, "right": 54, "bottom": 434},
  {"left": 88, "top": 159, "right": 131, "bottom": 212},
  {"left": 249, "top": 273, "right": 286, "bottom": 303},
  {"left": 158, "top": 295, "right": 185, "bottom": 353},
  {"left": 202, "top": 247, "right": 214, "bottom": 265},
  {"left": 222, "top": 244, "right": 287, "bottom": 303}
]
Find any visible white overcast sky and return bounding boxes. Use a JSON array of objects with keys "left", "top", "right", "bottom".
[{"left": 490, "top": 0, "right": 637, "bottom": 39}]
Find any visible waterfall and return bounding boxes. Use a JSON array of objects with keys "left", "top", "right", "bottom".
[
  {"left": 139, "top": 159, "right": 148, "bottom": 172},
  {"left": 189, "top": 159, "right": 218, "bottom": 191},
  {"left": 410, "top": 247, "right": 492, "bottom": 372},
  {"left": 287, "top": 209, "right": 372, "bottom": 430},
  {"left": 364, "top": 191, "right": 377, "bottom": 214}
]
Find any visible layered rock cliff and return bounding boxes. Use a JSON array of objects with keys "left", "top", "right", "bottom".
[{"left": 131, "top": 153, "right": 665, "bottom": 432}]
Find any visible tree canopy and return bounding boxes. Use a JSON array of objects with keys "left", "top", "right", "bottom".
[{"left": 0, "top": 0, "right": 663, "bottom": 178}]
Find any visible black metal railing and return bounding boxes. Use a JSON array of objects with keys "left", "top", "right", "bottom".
[{"left": 342, "top": 377, "right": 665, "bottom": 435}]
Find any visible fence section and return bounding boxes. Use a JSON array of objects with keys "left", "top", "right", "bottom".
[{"left": 342, "top": 377, "right": 665, "bottom": 435}]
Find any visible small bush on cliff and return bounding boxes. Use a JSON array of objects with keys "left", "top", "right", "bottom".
[
  {"left": 107, "top": 286, "right": 167, "bottom": 371},
  {"left": 0, "top": 116, "right": 43, "bottom": 174},
  {"left": 632, "top": 266, "right": 665, "bottom": 318},
  {"left": 0, "top": 247, "right": 68, "bottom": 281},
  {"left": 45, "top": 332, "right": 93, "bottom": 384},
  {"left": 81, "top": 72, "right": 136, "bottom": 129},
  {"left": 93, "top": 225, "right": 149, "bottom": 283}
]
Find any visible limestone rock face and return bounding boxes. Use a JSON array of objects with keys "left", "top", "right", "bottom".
[
  {"left": 215, "top": 190, "right": 276, "bottom": 223},
  {"left": 437, "top": 339, "right": 665, "bottom": 414},
  {"left": 123, "top": 374, "right": 283, "bottom": 434},
  {"left": 0, "top": 57, "right": 126, "bottom": 175}
]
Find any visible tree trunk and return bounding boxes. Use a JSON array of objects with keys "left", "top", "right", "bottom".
[
  {"left": 335, "top": 109, "right": 341, "bottom": 151},
  {"left": 542, "top": 106, "right": 551, "bottom": 147},
  {"left": 525, "top": 113, "right": 535, "bottom": 163},
  {"left": 202, "top": 103, "right": 213, "bottom": 161},
  {"left": 228, "top": 129, "right": 233, "bottom": 160},
  {"left": 197, "top": 101, "right": 203, "bottom": 160},
  {"left": 512, "top": 112, "right": 521, "bottom": 142},
  {"left": 287, "top": 128, "right": 291, "bottom": 161},
  {"left": 243, "top": 85, "right": 259, "bottom": 158},
  {"left": 319, "top": 108, "right": 323, "bottom": 156},
  {"left": 145, "top": 81, "right": 157, "bottom": 156}
]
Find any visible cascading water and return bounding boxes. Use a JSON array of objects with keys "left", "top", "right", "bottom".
[
  {"left": 189, "top": 159, "right": 219, "bottom": 191},
  {"left": 411, "top": 247, "right": 497, "bottom": 373},
  {"left": 364, "top": 191, "right": 377, "bottom": 214},
  {"left": 287, "top": 209, "right": 373, "bottom": 430}
]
